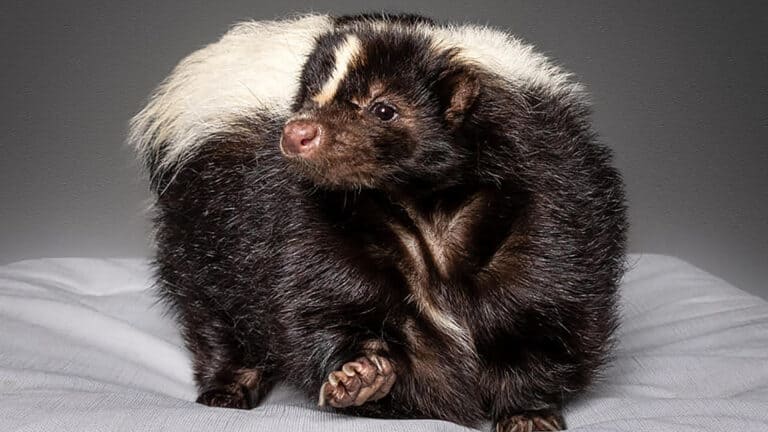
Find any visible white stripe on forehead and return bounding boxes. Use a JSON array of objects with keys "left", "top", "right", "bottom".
[{"left": 312, "top": 34, "right": 363, "bottom": 106}]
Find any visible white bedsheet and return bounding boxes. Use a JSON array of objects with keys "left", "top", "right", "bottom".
[{"left": 1, "top": 255, "right": 766, "bottom": 431}]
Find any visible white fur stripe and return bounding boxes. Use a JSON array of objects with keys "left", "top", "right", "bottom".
[
  {"left": 427, "top": 24, "right": 583, "bottom": 95},
  {"left": 389, "top": 223, "right": 475, "bottom": 352},
  {"left": 129, "top": 14, "right": 333, "bottom": 172},
  {"left": 312, "top": 34, "right": 362, "bottom": 106}
]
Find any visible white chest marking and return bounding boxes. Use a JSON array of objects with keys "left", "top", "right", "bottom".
[{"left": 389, "top": 195, "right": 485, "bottom": 353}]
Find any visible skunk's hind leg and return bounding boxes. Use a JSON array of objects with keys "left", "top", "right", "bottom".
[{"left": 181, "top": 311, "right": 275, "bottom": 409}]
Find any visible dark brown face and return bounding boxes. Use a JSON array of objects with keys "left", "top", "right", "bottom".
[
  {"left": 281, "top": 30, "right": 479, "bottom": 191},
  {"left": 280, "top": 81, "right": 429, "bottom": 189}
]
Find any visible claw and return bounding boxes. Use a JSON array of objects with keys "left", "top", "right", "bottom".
[
  {"left": 536, "top": 418, "right": 559, "bottom": 431},
  {"left": 342, "top": 363, "right": 358, "bottom": 376},
  {"left": 369, "top": 355, "right": 384, "bottom": 372},
  {"left": 327, "top": 373, "right": 340, "bottom": 387},
  {"left": 318, "top": 383, "right": 328, "bottom": 406}
]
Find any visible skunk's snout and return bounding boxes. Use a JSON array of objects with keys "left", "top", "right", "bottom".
[{"left": 281, "top": 120, "right": 322, "bottom": 156}]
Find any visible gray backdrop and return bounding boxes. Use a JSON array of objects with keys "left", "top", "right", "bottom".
[{"left": 1, "top": 1, "right": 766, "bottom": 297}]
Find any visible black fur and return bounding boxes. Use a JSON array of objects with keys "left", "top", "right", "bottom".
[{"left": 141, "top": 13, "right": 627, "bottom": 431}]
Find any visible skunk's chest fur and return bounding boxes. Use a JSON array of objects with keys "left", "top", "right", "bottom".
[{"left": 315, "top": 184, "right": 525, "bottom": 348}]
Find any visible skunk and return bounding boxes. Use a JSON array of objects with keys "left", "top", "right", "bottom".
[{"left": 129, "top": 13, "right": 627, "bottom": 432}]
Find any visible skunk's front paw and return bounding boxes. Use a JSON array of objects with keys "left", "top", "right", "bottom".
[{"left": 318, "top": 354, "right": 396, "bottom": 408}]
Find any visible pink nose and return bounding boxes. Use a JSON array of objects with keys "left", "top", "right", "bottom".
[{"left": 281, "top": 121, "right": 321, "bottom": 156}]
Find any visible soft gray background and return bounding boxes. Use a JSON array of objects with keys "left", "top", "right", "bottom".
[{"left": 1, "top": 1, "right": 766, "bottom": 297}]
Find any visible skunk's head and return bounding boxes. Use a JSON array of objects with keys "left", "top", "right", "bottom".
[
  {"left": 129, "top": 13, "right": 584, "bottom": 194},
  {"left": 280, "top": 26, "right": 481, "bottom": 191}
]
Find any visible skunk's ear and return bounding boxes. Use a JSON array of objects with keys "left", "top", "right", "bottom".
[{"left": 437, "top": 68, "right": 480, "bottom": 127}]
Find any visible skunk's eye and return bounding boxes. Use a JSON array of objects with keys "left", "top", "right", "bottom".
[{"left": 370, "top": 102, "right": 398, "bottom": 122}]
